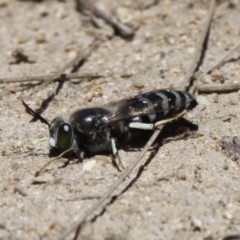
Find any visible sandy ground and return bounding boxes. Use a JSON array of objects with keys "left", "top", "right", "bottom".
[{"left": 1, "top": 0, "right": 240, "bottom": 239}]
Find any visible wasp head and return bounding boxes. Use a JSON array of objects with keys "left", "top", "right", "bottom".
[
  {"left": 49, "top": 117, "right": 74, "bottom": 151},
  {"left": 49, "top": 117, "right": 86, "bottom": 159}
]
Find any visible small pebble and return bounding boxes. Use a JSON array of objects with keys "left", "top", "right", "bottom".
[
  {"left": 191, "top": 217, "right": 202, "bottom": 231},
  {"left": 211, "top": 69, "right": 224, "bottom": 83},
  {"left": 86, "top": 92, "right": 94, "bottom": 102},
  {"left": 35, "top": 32, "right": 47, "bottom": 43},
  {"left": 132, "top": 76, "right": 145, "bottom": 89},
  {"left": 55, "top": 7, "right": 67, "bottom": 19},
  {"left": 174, "top": 170, "right": 187, "bottom": 181},
  {"left": 38, "top": 6, "right": 49, "bottom": 17}
]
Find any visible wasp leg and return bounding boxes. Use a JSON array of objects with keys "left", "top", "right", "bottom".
[
  {"left": 129, "top": 122, "right": 154, "bottom": 130},
  {"left": 154, "top": 110, "right": 187, "bottom": 129},
  {"left": 129, "top": 110, "right": 188, "bottom": 130},
  {"left": 111, "top": 138, "right": 125, "bottom": 170}
]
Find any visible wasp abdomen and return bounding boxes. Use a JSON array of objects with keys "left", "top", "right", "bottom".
[{"left": 128, "top": 90, "right": 197, "bottom": 123}]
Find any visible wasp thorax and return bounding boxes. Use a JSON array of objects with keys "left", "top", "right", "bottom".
[{"left": 49, "top": 117, "right": 74, "bottom": 151}]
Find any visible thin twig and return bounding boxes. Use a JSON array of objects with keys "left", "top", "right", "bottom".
[
  {"left": 77, "top": 0, "right": 134, "bottom": 39},
  {"left": 205, "top": 41, "right": 240, "bottom": 74},
  {"left": 0, "top": 72, "right": 103, "bottom": 84},
  {"left": 198, "top": 82, "right": 240, "bottom": 93},
  {"left": 57, "top": 129, "right": 162, "bottom": 240},
  {"left": 181, "top": 0, "right": 216, "bottom": 91},
  {"left": 33, "top": 40, "right": 99, "bottom": 94},
  {"left": 57, "top": 1, "right": 215, "bottom": 239}
]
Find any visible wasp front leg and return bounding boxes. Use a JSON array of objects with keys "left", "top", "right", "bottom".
[{"left": 111, "top": 138, "right": 125, "bottom": 170}]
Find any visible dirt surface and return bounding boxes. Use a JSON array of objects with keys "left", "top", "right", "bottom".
[{"left": 1, "top": 0, "right": 240, "bottom": 239}]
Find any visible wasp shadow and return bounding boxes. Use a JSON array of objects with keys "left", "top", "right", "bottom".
[{"left": 120, "top": 117, "right": 199, "bottom": 152}]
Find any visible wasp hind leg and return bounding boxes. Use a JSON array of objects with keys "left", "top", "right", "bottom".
[
  {"left": 154, "top": 110, "right": 187, "bottom": 129},
  {"left": 111, "top": 138, "right": 125, "bottom": 170},
  {"left": 129, "top": 110, "right": 188, "bottom": 130}
]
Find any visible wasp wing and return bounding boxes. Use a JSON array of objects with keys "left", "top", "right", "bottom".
[{"left": 100, "top": 89, "right": 197, "bottom": 127}]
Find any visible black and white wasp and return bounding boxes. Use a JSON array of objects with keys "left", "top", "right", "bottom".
[{"left": 23, "top": 89, "right": 197, "bottom": 164}]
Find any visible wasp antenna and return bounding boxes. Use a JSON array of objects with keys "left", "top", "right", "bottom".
[
  {"left": 34, "top": 148, "right": 75, "bottom": 177},
  {"left": 22, "top": 100, "right": 50, "bottom": 127}
]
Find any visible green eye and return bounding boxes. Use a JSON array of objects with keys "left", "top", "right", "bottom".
[{"left": 57, "top": 124, "right": 73, "bottom": 150}]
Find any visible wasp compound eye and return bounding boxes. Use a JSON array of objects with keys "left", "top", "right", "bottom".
[
  {"left": 57, "top": 124, "right": 73, "bottom": 150},
  {"left": 49, "top": 118, "right": 74, "bottom": 152}
]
